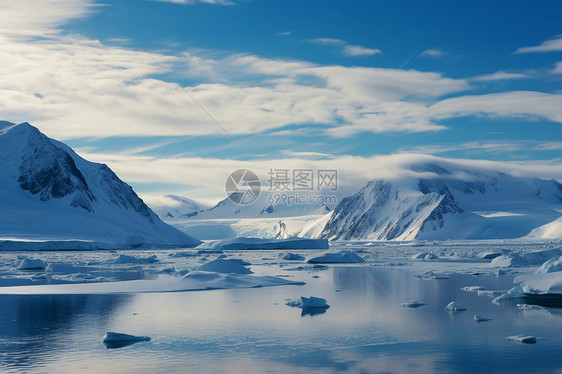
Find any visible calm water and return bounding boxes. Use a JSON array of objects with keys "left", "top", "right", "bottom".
[{"left": 1, "top": 258, "right": 561, "bottom": 373}]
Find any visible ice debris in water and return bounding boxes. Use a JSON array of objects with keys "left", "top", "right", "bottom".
[
  {"left": 473, "top": 315, "right": 492, "bottom": 322},
  {"left": 461, "top": 286, "right": 485, "bottom": 292},
  {"left": 197, "top": 259, "right": 253, "bottom": 274},
  {"left": 17, "top": 258, "right": 46, "bottom": 270},
  {"left": 103, "top": 332, "right": 151, "bottom": 349},
  {"left": 445, "top": 301, "right": 466, "bottom": 311},
  {"left": 517, "top": 304, "right": 549, "bottom": 312},
  {"left": 399, "top": 301, "right": 427, "bottom": 308},
  {"left": 506, "top": 335, "right": 537, "bottom": 344},
  {"left": 286, "top": 296, "right": 330, "bottom": 309},
  {"left": 307, "top": 251, "right": 364, "bottom": 264}
]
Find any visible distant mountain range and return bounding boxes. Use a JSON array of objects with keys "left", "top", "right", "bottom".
[
  {"left": 307, "top": 163, "right": 562, "bottom": 241},
  {"left": 0, "top": 121, "right": 201, "bottom": 248}
]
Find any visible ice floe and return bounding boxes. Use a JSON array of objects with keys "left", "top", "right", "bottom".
[
  {"left": 196, "top": 259, "right": 252, "bottom": 274},
  {"left": 307, "top": 251, "right": 365, "bottom": 264},
  {"left": 411, "top": 252, "right": 439, "bottom": 260},
  {"left": 107, "top": 254, "right": 159, "bottom": 265},
  {"left": 0, "top": 271, "right": 304, "bottom": 294},
  {"left": 281, "top": 252, "right": 305, "bottom": 261},
  {"left": 490, "top": 253, "right": 527, "bottom": 267}
]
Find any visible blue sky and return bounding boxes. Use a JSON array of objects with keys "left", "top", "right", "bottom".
[{"left": 1, "top": 0, "right": 561, "bottom": 203}]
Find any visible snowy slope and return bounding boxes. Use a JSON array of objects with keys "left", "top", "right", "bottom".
[
  {"left": 0, "top": 121, "right": 201, "bottom": 248},
  {"left": 315, "top": 163, "right": 562, "bottom": 241}
]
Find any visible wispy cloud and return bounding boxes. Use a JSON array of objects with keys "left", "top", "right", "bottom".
[
  {"left": 514, "top": 36, "right": 562, "bottom": 54},
  {"left": 472, "top": 71, "right": 529, "bottom": 82},
  {"left": 552, "top": 62, "right": 562, "bottom": 74},
  {"left": 308, "top": 37, "right": 381, "bottom": 57},
  {"left": 278, "top": 31, "right": 292, "bottom": 36},
  {"left": 342, "top": 45, "right": 381, "bottom": 56},
  {"left": 420, "top": 48, "right": 445, "bottom": 58}
]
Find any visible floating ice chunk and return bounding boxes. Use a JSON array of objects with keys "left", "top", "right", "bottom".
[
  {"left": 536, "top": 255, "right": 562, "bottom": 274},
  {"left": 158, "top": 266, "right": 176, "bottom": 274},
  {"left": 108, "top": 254, "right": 158, "bottom": 265},
  {"left": 17, "top": 258, "right": 46, "bottom": 270},
  {"left": 168, "top": 251, "right": 198, "bottom": 258},
  {"left": 103, "top": 332, "right": 151, "bottom": 343},
  {"left": 103, "top": 332, "right": 151, "bottom": 349},
  {"left": 416, "top": 271, "right": 449, "bottom": 280},
  {"left": 445, "top": 301, "right": 466, "bottom": 311},
  {"left": 461, "top": 286, "right": 485, "bottom": 292},
  {"left": 490, "top": 253, "right": 527, "bottom": 268},
  {"left": 477, "top": 290, "right": 504, "bottom": 297},
  {"left": 399, "top": 301, "right": 427, "bottom": 308},
  {"left": 411, "top": 252, "right": 439, "bottom": 260},
  {"left": 474, "top": 315, "right": 492, "bottom": 322},
  {"left": 307, "top": 251, "right": 364, "bottom": 264},
  {"left": 281, "top": 253, "right": 305, "bottom": 261},
  {"left": 506, "top": 335, "right": 537, "bottom": 344},
  {"left": 197, "top": 259, "right": 252, "bottom": 274},
  {"left": 517, "top": 304, "right": 549, "bottom": 312},
  {"left": 286, "top": 296, "right": 330, "bottom": 309}
]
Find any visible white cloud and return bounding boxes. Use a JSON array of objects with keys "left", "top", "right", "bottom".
[
  {"left": 552, "top": 62, "right": 562, "bottom": 74},
  {"left": 308, "top": 38, "right": 346, "bottom": 46},
  {"left": 342, "top": 45, "right": 382, "bottom": 56},
  {"left": 472, "top": 71, "right": 529, "bottom": 82},
  {"left": 74, "top": 150, "right": 562, "bottom": 202},
  {"left": 429, "top": 91, "right": 562, "bottom": 123},
  {"left": 514, "top": 36, "right": 562, "bottom": 54},
  {"left": 420, "top": 48, "right": 445, "bottom": 58}
]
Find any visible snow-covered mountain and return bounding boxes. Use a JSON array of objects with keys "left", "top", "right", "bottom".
[
  {"left": 0, "top": 121, "right": 201, "bottom": 248},
  {"left": 146, "top": 195, "right": 208, "bottom": 220},
  {"left": 312, "top": 163, "right": 562, "bottom": 241}
]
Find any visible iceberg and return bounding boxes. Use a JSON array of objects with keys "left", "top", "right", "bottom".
[
  {"left": 445, "top": 301, "right": 466, "bottom": 311},
  {"left": 411, "top": 252, "right": 439, "bottom": 260},
  {"left": 307, "top": 251, "right": 365, "bottom": 264},
  {"left": 211, "top": 237, "right": 329, "bottom": 250},
  {"left": 103, "top": 332, "right": 151, "bottom": 349},
  {"left": 286, "top": 296, "right": 330, "bottom": 309},
  {"left": 490, "top": 253, "right": 527, "bottom": 268},
  {"left": 536, "top": 255, "right": 562, "bottom": 274},
  {"left": 17, "top": 258, "right": 46, "bottom": 270},
  {"left": 281, "top": 252, "right": 305, "bottom": 261}
]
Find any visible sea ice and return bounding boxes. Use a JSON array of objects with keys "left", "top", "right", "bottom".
[
  {"left": 473, "top": 315, "right": 492, "bottom": 322},
  {"left": 286, "top": 296, "right": 330, "bottom": 309},
  {"left": 307, "top": 251, "right": 365, "bottom": 264},
  {"left": 445, "top": 301, "right": 466, "bottom": 311},
  {"left": 17, "top": 258, "right": 46, "bottom": 270},
  {"left": 461, "top": 286, "right": 486, "bottom": 292},
  {"left": 521, "top": 248, "right": 562, "bottom": 265}
]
